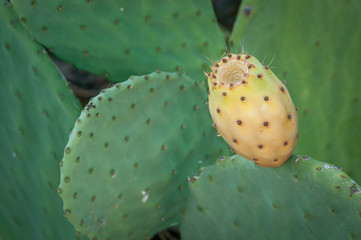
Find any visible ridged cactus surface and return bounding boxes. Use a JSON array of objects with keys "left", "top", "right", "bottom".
[
  {"left": 0, "top": 2, "right": 81, "bottom": 240},
  {"left": 181, "top": 155, "right": 361, "bottom": 239},
  {"left": 207, "top": 53, "right": 298, "bottom": 167},
  {"left": 11, "top": 0, "right": 224, "bottom": 82},
  {"left": 59, "top": 72, "right": 227, "bottom": 240},
  {"left": 230, "top": 0, "right": 361, "bottom": 182}
]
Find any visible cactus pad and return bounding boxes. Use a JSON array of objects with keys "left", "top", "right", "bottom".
[
  {"left": 230, "top": 0, "right": 361, "bottom": 182},
  {"left": 11, "top": 0, "right": 225, "bottom": 82},
  {"left": 0, "top": 2, "right": 81, "bottom": 239},
  {"left": 181, "top": 155, "right": 361, "bottom": 239},
  {"left": 59, "top": 72, "right": 227, "bottom": 240}
]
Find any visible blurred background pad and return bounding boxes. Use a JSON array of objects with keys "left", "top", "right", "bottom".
[
  {"left": 11, "top": 0, "right": 225, "bottom": 83},
  {"left": 230, "top": 0, "right": 361, "bottom": 183}
]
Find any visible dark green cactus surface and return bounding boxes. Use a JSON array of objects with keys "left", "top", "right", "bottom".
[
  {"left": 181, "top": 155, "right": 361, "bottom": 239},
  {"left": 230, "top": 0, "right": 361, "bottom": 183},
  {"left": 11, "top": 0, "right": 224, "bottom": 82},
  {"left": 59, "top": 72, "right": 227, "bottom": 240},
  {"left": 0, "top": 2, "right": 81, "bottom": 240}
]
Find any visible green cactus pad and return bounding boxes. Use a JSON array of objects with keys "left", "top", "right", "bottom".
[
  {"left": 180, "top": 155, "right": 361, "bottom": 239},
  {"left": 11, "top": 0, "right": 224, "bottom": 82},
  {"left": 0, "top": 2, "right": 81, "bottom": 240},
  {"left": 229, "top": 0, "right": 361, "bottom": 182},
  {"left": 59, "top": 72, "right": 227, "bottom": 240}
]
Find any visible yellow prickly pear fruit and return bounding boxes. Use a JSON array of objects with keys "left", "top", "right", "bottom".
[{"left": 207, "top": 53, "right": 298, "bottom": 167}]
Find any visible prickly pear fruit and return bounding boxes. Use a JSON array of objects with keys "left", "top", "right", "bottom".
[{"left": 207, "top": 53, "right": 298, "bottom": 167}]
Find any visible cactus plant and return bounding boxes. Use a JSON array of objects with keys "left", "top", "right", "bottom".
[
  {"left": 207, "top": 53, "right": 298, "bottom": 167},
  {"left": 1, "top": 0, "right": 361, "bottom": 239}
]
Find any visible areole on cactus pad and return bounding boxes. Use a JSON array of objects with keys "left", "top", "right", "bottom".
[{"left": 207, "top": 53, "right": 298, "bottom": 167}]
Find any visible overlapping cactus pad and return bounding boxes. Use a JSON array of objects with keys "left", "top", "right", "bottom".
[
  {"left": 59, "top": 72, "right": 228, "bottom": 240},
  {"left": 0, "top": 2, "right": 81, "bottom": 240},
  {"left": 11, "top": 0, "right": 225, "bottom": 82},
  {"left": 180, "top": 155, "right": 361, "bottom": 239}
]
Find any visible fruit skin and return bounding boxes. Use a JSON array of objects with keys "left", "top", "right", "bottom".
[{"left": 207, "top": 53, "right": 298, "bottom": 167}]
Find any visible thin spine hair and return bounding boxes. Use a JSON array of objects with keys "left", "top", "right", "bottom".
[
  {"left": 238, "top": 38, "right": 277, "bottom": 70},
  {"left": 268, "top": 55, "right": 276, "bottom": 68},
  {"left": 262, "top": 53, "right": 267, "bottom": 65},
  {"left": 202, "top": 54, "right": 217, "bottom": 78},
  {"left": 240, "top": 38, "right": 245, "bottom": 54}
]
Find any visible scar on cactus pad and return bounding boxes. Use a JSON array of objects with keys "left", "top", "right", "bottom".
[{"left": 207, "top": 53, "right": 298, "bottom": 167}]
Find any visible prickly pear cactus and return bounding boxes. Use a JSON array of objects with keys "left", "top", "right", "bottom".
[
  {"left": 11, "top": 0, "right": 224, "bottom": 82},
  {"left": 207, "top": 53, "right": 298, "bottom": 167},
  {"left": 230, "top": 0, "right": 361, "bottom": 180},
  {"left": 181, "top": 155, "right": 361, "bottom": 239},
  {"left": 59, "top": 72, "right": 227, "bottom": 240},
  {"left": 0, "top": 2, "right": 81, "bottom": 239}
]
